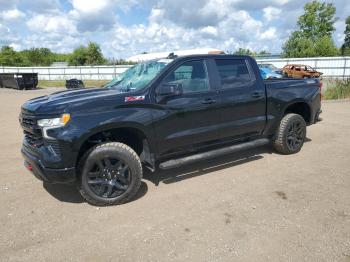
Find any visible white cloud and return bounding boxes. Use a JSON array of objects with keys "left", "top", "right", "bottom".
[
  {"left": 19, "top": 0, "right": 61, "bottom": 13},
  {"left": 0, "top": 23, "right": 10, "bottom": 33},
  {"left": 0, "top": 0, "right": 18, "bottom": 12},
  {"left": 9, "top": 43, "right": 21, "bottom": 50},
  {"left": 0, "top": 23, "right": 21, "bottom": 47},
  {"left": 70, "top": 0, "right": 139, "bottom": 14},
  {"left": 101, "top": 8, "right": 281, "bottom": 58},
  {"left": 26, "top": 15, "right": 77, "bottom": 35},
  {"left": 201, "top": 26, "right": 218, "bottom": 37},
  {"left": 71, "top": 0, "right": 110, "bottom": 14},
  {"left": 263, "top": 7, "right": 281, "bottom": 21},
  {"left": 0, "top": 0, "right": 349, "bottom": 58},
  {"left": 1, "top": 9, "right": 25, "bottom": 21},
  {"left": 260, "top": 27, "right": 277, "bottom": 40}
]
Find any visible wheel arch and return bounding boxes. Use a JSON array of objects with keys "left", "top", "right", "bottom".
[
  {"left": 75, "top": 123, "right": 156, "bottom": 172},
  {"left": 282, "top": 100, "right": 312, "bottom": 124}
]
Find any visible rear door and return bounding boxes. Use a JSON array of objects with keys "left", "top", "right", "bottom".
[
  {"left": 211, "top": 58, "right": 266, "bottom": 140},
  {"left": 152, "top": 59, "right": 221, "bottom": 156}
]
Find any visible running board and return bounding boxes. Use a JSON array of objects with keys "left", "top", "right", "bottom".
[{"left": 159, "top": 138, "right": 270, "bottom": 170}]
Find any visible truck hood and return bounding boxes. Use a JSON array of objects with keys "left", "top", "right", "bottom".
[{"left": 22, "top": 88, "right": 123, "bottom": 115}]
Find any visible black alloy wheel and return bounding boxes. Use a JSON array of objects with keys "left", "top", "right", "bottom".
[
  {"left": 273, "top": 113, "right": 307, "bottom": 155},
  {"left": 87, "top": 157, "right": 131, "bottom": 198},
  {"left": 286, "top": 120, "right": 305, "bottom": 151},
  {"left": 79, "top": 142, "right": 142, "bottom": 206}
]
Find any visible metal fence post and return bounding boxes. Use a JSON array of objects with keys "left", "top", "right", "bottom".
[{"left": 314, "top": 58, "right": 318, "bottom": 71}]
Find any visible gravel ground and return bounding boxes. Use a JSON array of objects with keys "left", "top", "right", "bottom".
[{"left": 0, "top": 88, "right": 349, "bottom": 262}]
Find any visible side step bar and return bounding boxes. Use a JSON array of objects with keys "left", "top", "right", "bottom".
[{"left": 159, "top": 138, "right": 270, "bottom": 170}]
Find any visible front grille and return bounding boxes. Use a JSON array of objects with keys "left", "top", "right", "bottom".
[
  {"left": 21, "top": 116, "right": 36, "bottom": 127},
  {"left": 20, "top": 113, "right": 37, "bottom": 128},
  {"left": 21, "top": 113, "right": 44, "bottom": 149},
  {"left": 24, "top": 130, "right": 43, "bottom": 148}
]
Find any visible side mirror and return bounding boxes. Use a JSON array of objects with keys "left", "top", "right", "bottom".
[{"left": 156, "top": 83, "right": 183, "bottom": 97}]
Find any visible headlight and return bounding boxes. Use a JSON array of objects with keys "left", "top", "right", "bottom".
[{"left": 37, "top": 114, "right": 71, "bottom": 128}]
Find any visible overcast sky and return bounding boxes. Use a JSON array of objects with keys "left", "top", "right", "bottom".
[{"left": 0, "top": 0, "right": 349, "bottom": 58}]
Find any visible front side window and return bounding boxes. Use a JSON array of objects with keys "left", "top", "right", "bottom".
[
  {"left": 162, "top": 60, "right": 209, "bottom": 94},
  {"left": 215, "top": 59, "right": 253, "bottom": 89}
]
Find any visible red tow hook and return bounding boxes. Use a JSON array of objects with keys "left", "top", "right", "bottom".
[{"left": 24, "top": 162, "right": 33, "bottom": 172}]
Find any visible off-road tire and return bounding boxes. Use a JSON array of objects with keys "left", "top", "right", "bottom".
[
  {"left": 79, "top": 142, "right": 142, "bottom": 206},
  {"left": 273, "top": 113, "right": 306, "bottom": 155}
]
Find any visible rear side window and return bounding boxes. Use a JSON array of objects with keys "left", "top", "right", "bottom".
[{"left": 215, "top": 59, "right": 253, "bottom": 89}]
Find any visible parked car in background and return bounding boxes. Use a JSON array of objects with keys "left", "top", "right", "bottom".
[
  {"left": 258, "top": 63, "right": 282, "bottom": 74},
  {"left": 258, "top": 64, "right": 283, "bottom": 79},
  {"left": 66, "top": 79, "right": 85, "bottom": 89},
  {"left": 282, "top": 64, "right": 322, "bottom": 78}
]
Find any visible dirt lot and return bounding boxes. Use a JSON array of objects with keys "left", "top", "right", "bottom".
[{"left": 0, "top": 88, "right": 349, "bottom": 262}]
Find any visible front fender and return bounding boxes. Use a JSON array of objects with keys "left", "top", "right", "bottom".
[{"left": 48, "top": 107, "right": 158, "bottom": 160}]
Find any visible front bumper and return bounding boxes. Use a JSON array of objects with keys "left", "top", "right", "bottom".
[{"left": 22, "top": 146, "right": 76, "bottom": 184}]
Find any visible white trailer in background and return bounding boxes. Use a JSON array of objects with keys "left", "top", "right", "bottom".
[{"left": 127, "top": 48, "right": 225, "bottom": 63}]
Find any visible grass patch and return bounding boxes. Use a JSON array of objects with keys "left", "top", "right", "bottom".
[
  {"left": 38, "top": 80, "right": 109, "bottom": 88},
  {"left": 324, "top": 78, "right": 350, "bottom": 100}
]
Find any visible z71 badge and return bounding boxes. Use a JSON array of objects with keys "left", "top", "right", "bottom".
[{"left": 125, "top": 96, "right": 145, "bottom": 102}]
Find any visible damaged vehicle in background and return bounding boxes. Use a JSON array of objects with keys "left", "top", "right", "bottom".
[{"left": 282, "top": 64, "right": 323, "bottom": 78}]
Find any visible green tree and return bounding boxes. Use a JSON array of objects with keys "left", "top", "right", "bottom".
[
  {"left": 85, "top": 42, "right": 105, "bottom": 65},
  {"left": 23, "top": 48, "right": 55, "bottom": 66},
  {"left": 0, "top": 46, "right": 23, "bottom": 66},
  {"left": 233, "top": 48, "right": 256, "bottom": 56},
  {"left": 282, "top": 1, "right": 339, "bottom": 58},
  {"left": 0, "top": 44, "right": 104, "bottom": 66},
  {"left": 283, "top": 32, "right": 316, "bottom": 58},
  {"left": 298, "top": 1, "right": 337, "bottom": 40},
  {"left": 69, "top": 42, "right": 106, "bottom": 66},
  {"left": 69, "top": 45, "right": 87, "bottom": 66},
  {"left": 257, "top": 50, "right": 271, "bottom": 56},
  {"left": 341, "top": 16, "right": 350, "bottom": 55},
  {"left": 315, "top": 36, "right": 339, "bottom": 56},
  {"left": 53, "top": 53, "right": 71, "bottom": 63}
]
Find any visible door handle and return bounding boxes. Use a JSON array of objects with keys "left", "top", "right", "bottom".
[
  {"left": 251, "top": 92, "right": 264, "bottom": 98},
  {"left": 201, "top": 98, "right": 216, "bottom": 105}
]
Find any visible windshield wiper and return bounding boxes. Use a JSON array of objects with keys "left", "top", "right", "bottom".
[{"left": 105, "top": 80, "right": 122, "bottom": 89}]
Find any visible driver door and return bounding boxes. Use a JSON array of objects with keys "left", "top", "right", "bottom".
[{"left": 152, "top": 59, "right": 221, "bottom": 157}]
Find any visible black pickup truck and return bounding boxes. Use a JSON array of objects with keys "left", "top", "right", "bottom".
[{"left": 20, "top": 55, "right": 322, "bottom": 205}]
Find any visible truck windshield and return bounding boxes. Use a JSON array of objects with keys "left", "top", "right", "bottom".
[{"left": 104, "top": 59, "right": 172, "bottom": 92}]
